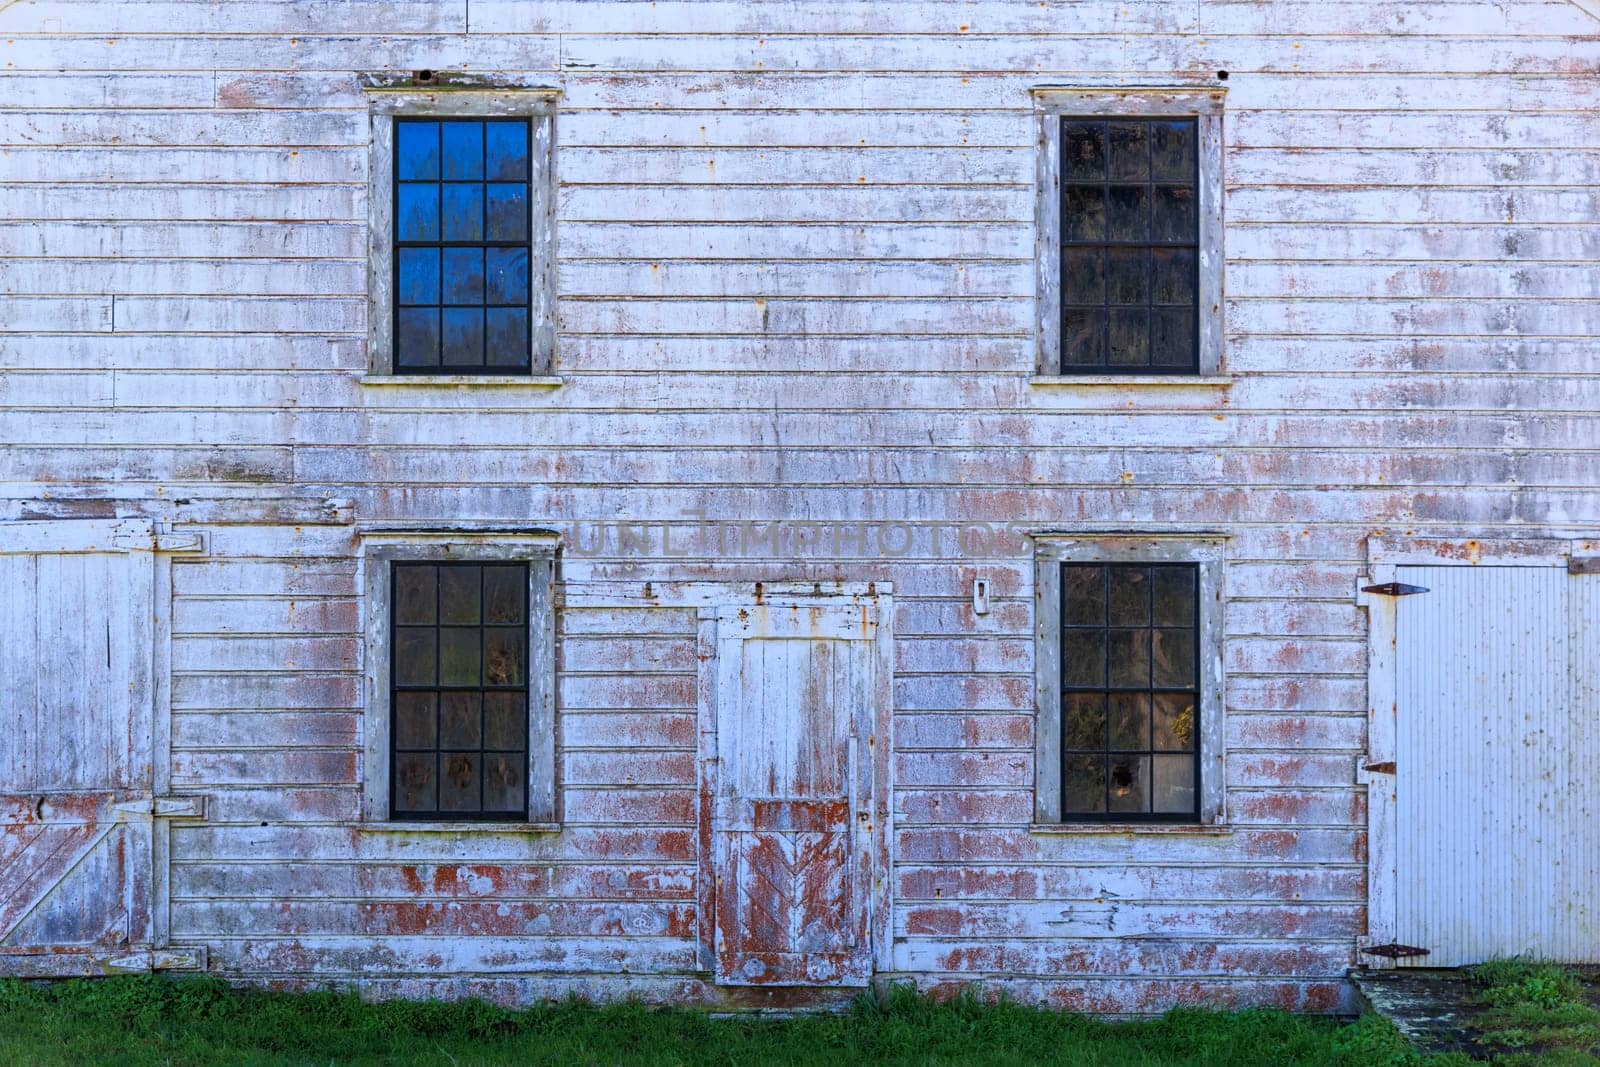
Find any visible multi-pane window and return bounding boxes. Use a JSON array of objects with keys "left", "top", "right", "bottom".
[
  {"left": 390, "top": 562, "right": 529, "bottom": 819},
  {"left": 1059, "top": 116, "right": 1200, "bottom": 374},
  {"left": 1058, "top": 563, "right": 1200, "bottom": 820},
  {"left": 394, "top": 118, "right": 533, "bottom": 373}
]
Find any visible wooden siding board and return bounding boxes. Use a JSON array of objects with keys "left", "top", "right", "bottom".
[{"left": 4, "top": 0, "right": 1592, "bottom": 1012}]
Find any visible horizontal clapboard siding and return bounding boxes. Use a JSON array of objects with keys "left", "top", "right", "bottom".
[{"left": 2, "top": 0, "right": 1595, "bottom": 1013}]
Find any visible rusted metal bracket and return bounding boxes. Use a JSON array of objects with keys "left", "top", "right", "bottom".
[
  {"left": 1360, "top": 582, "right": 1429, "bottom": 597},
  {"left": 1361, "top": 943, "right": 1430, "bottom": 960},
  {"left": 1362, "top": 761, "right": 1396, "bottom": 775},
  {"left": 107, "top": 948, "right": 207, "bottom": 972},
  {"left": 1568, "top": 557, "right": 1600, "bottom": 575}
]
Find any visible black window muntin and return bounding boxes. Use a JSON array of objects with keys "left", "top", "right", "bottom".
[
  {"left": 1059, "top": 116, "right": 1200, "bottom": 375},
  {"left": 1058, "top": 562, "right": 1200, "bottom": 822},
  {"left": 390, "top": 561, "right": 530, "bottom": 821},
  {"left": 392, "top": 117, "right": 534, "bottom": 375}
]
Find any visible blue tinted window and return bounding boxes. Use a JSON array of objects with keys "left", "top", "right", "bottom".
[{"left": 393, "top": 117, "right": 533, "bottom": 374}]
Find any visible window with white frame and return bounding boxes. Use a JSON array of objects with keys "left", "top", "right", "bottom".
[
  {"left": 363, "top": 81, "right": 557, "bottom": 377},
  {"left": 1033, "top": 534, "right": 1226, "bottom": 825},
  {"left": 359, "top": 529, "right": 558, "bottom": 825},
  {"left": 1033, "top": 89, "right": 1225, "bottom": 377}
]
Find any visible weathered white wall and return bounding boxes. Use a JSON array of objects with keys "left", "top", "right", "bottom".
[{"left": 3, "top": 0, "right": 1599, "bottom": 1014}]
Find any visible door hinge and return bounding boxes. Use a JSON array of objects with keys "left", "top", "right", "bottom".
[
  {"left": 1363, "top": 761, "right": 1396, "bottom": 775},
  {"left": 107, "top": 948, "right": 207, "bottom": 972},
  {"left": 1361, "top": 943, "right": 1430, "bottom": 960},
  {"left": 1361, "top": 582, "right": 1429, "bottom": 597},
  {"left": 113, "top": 795, "right": 207, "bottom": 819},
  {"left": 1569, "top": 557, "right": 1600, "bottom": 575}
]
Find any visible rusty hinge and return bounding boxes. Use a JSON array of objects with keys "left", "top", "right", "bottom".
[
  {"left": 1569, "top": 557, "right": 1600, "bottom": 575},
  {"left": 1361, "top": 582, "right": 1429, "bottom": 597},
  {"left": 1362, "top": 943, "right": 1430, "bottom": 960},
  {"left": 1363, "top": 761, "right": 1396, "bottom": 775}
]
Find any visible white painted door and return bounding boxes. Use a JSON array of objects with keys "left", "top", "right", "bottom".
[
  {"left": 1391, "top": 564, "right": 1600, "bottom": 965},
  {"left": 703, "top": 600, "right": 889, "bottom": 987},
  {"left": 0, "top": 520, "right": 159, "bottom": 975}
]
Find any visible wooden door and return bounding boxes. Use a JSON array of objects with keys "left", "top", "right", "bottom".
[
  {"left": 0, "top": 520, "right": 159, "bottom": 975},
  {"left": 702, "top": 600, "right": 888, "bottom": 987}
]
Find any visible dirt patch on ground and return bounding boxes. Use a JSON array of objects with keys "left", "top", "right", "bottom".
[{"left": 1352, "top": 967, "right": 1600, "bottom": 1060}]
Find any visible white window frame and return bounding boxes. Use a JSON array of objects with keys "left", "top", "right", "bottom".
[
  {"left": 1031, "top": 531, "right": 1227, "bottom": 827},
  {"left": 1031, "top": 87, "right": 1227, "bottom": 379},
  {"left": 358, "top": 526, "right": 559, "bottom": 828},
  {"left": 362, "top": 81, "right": 560, "bottom": 381}
]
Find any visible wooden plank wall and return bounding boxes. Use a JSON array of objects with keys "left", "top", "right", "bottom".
[{"left": 3, "top": 0, "right": 1598, "bottom": 1013}]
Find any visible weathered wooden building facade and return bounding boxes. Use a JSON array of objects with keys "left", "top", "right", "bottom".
[{"left": 3, "top": 0, "right": 1599, "bottom": 1015}]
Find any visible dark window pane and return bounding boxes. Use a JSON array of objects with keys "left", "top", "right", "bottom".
[
  {"left": 396, "top": 308, "right": 440, "bottom": 368},
  {"left": 1061, "top": 121, "right": 1106, "bottom": 181},
  {"left": 484, "top": 692, "right": 523, "bottom": 750},
  {"left": 486, "top": 308, "right": 530, "bottom": 368},
  {"left": 1152, "top": 628, "right": 1196, "bottom": 688},
  {"left": 396, "top": 184, "right": 439, "bottom": 242},
  {"left": 439, "top": 628, "right": 481, "bottom": 686},
  {"left": 442, "top": 248, "right": 485, "bottom": 305},
  {"left": 398, "top": 247, "right": 441, "bottom": 305},
  {"left": 1150, "top": 120, "right": 1196, "bottom": 181},
  {"left": 486, "top": 184, "right": 529, "bottom": 242},
  {"left": 441, "top": 121, "right": 485, "bottom": 180},
  {"left": 439, "top": 566, "right": 481, "bottom": 624},
  {"left": 1061, "top": 630, "right": 1106, "bottom": 688},
  {"left": 484, "top": 753, "right": 526, "bottom": 813},
  {"left": 440, "top": 692, "right": 482, "bottom": 748},
  {"left": 1151, "top": 566, "right": 1196, "bottom": 626},
  {"left": 395, "top": 753, "right": 437, "bottom": 812},
  {"left": 394, "top": 692, "right": 437, "bottom": 749},
  {"left": 1152, "top": 755, "right": 1195, "bottom": 813},
  {"left": 1061, "top": 566, "right": 1105, "bottom": 625},
  {"left": 1108, "top": 121, "right": 1149, "bottom": 181},
  {"left": 394, "top": 565, "right": 436, "bottom": 624},
  {"left": 1151, "top": 308, "right": 1196, "bottom": 368},
  {"left": 1153, "top": 694, "right": 1197, "bottom": 751},
  {"left": 1062, "top": 692, "right": 1106, "bottom": 750},
  {"left": 486, "top": 248, "right": 529, "bottom": 305},
  {"left": 484, "top": 566, "right": 525, "bottom": 624},
  {"left": 1151, "top": 248, "right": 1196, "bottom": 306},
  {"left": 1062, "top": 185, "right": 1106, "bottom": 242},
  {"left": 1059, "top": 248, "right": 1105, "bottom": 306},
  {"left": 440, "top": 753, "right": 481, "bottom": 812},
  {"left": 1107, "top": 756, "right": 1149, "bottom": 813},
  {"left": 1108, "top": 693, "right": 1149, "bottom": 750},
  {"left": 441, "top": 183, "right": 484, "bottom": 242},
  {"left": 397, "top": 122, "right": 440, "bottom": 181},
  {"left": 1063, "top": 755, "right": 1107, "bottom": 813},
  {"left": 1105, "top": 248, "right": 1148, "bottom": 306},
  {"left": 441, "top": 308, "right": 485, "bottom": 366},
  {"left": 1107, "top": 309, "right": 1150, "bottom": 367},
  {"left": 485, "top": 629, "right": 525, "bottom": 686},
  {"left": 1108, "top": 629, "right": 1150, "bottom": 689},
  {"left": 1107, "top": 185, "right": 1148, "bottom": 242},
  {"left": 394, "top": 627, "right": 437, "bottom": 686},
  {"left": 486, "top": 121, "right": 530, "bottom": 181},
  {"left": 1107, "top": 567, "right": 1150, "bottom": 625},
  {"left": 1061, "top": 308, "right": 1105, "bottom": 367},
  {"left": 1152, "top": 185, "right": 1197, "bottom": 242}
]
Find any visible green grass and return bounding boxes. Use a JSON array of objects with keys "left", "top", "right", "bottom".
[
  {"left": 0, "top": 975, "right": 1448, "bottom": 1067},
  {"left": 1465, "top": 959, "right": 1600, "bottom": 1064}
]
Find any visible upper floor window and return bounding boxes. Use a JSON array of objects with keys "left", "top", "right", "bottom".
[
  {"left": 1033, "top": 89, "right": 1225, "bottom": 377},
  {"left": 363, "top": 83, "right": 557, "bottom": 378},
  {"left": 395, "top": 119, "right": 534, "bottom": 374}
]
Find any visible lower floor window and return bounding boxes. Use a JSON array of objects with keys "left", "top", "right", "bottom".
[{"left": 1060, "top": 563, "right": 1199, "bottom": 819}]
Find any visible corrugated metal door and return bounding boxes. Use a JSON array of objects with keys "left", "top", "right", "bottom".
[
  {"left": 0, "top": 520, "right": 158, "bottom": 976},
  {"left": 1394, "top": 564, "right": 1600, "bottom": 965}
]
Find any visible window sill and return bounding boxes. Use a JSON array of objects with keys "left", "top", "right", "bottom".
[
  {"left": 358, "top": 821, "right": 562, "bottom": 834},
  {"left": 359, "top": 374, "right": 563, "bottom": 388},
  {"left": 1029, "top": 822, "right": 1232, "bottom": 836},
  {"left": 1029, "top": 375, "right": 1232, "bottom": 388}
]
